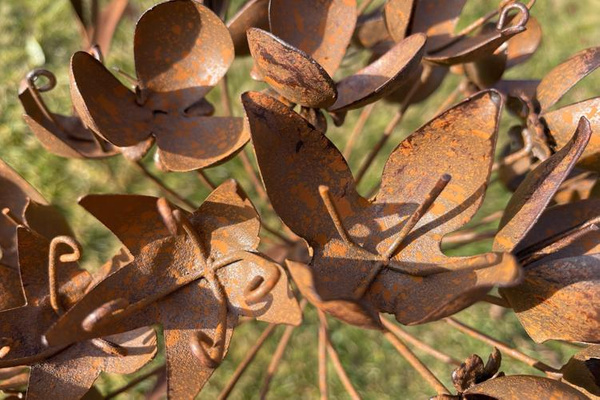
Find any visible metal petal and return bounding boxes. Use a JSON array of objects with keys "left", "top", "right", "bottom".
[
  {"left": 269, "top": 0, "right": 357, "bottom": 75},
  {"left": 425, "top": 25, "right": 526, "bottom": 66},
  {"left": 494, "top": 117, "right": 592, "bottom": 252},
  {"left": 242, "top": 91, "right": 358, "bottom": 243},
  {"left": 79, "top": 194, "right": 175, "bottom": 256},
  {"left": 227, "top": 0, "right": 269, "bottom": 56},
  {"left": 513, "top": 199, "right": 600, "bottom": 262},
  {"left": 410, "top": 0, "right": 467, "bottom": 51},
  {"left": 506, "top": 16, "right": 542, "bottom": 69},
  {"left": 542, "top": 97, "right": 600, "bottom": 172},
  {"left": 377, "top": 90, "right": 502, "bottom": 263},
  {"left": 286, "top": 260, "right": 382, "bottom": 330},
  {"left": 464, "top": 375, "right": 589, "bottom": 399},
  {"left": 501, "top": 254, "right": 600, "bottom": 343},
  {"left": 247, "top": 28, "right": 338, "bottom": 108},
  {"left": 155, "top": 115, "right": 249, "bottom": 172},
  {"left": 134, "top": 0, "right": 234, "bottom": 112},
  {"left": 355, "top": 10, "right": 391, "bottom": 49},
  {"left": 377, "top": 252, "right": 521, "bottom": 324},
  {"left": 536, "top": 46, "right": 600, "bottom": 111},
  {"left": 384, "top": 0, "right": 415, "bottom": 43},
  {"left": 19, "top": 86, "right": 118, "bottom": 159},
  {"left": 561, "top": 345, "right": 600, "bottom": 397},
  {"left": 329, "top": 33, "right": 426, "bottom": 112},
  {"left": 70, "top": 51, "right": 152, "bottom": 147}
]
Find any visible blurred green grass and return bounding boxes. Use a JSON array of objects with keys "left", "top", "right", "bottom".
[{"left": 0, "top": 0, "right": 599, "bottom": 398}]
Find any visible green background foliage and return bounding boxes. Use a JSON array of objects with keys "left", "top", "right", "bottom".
[{"left": 0, "top": 0, "right": 598, "bottom": 398}]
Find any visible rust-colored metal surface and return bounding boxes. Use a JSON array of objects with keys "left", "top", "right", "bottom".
[
  {"left": 69, "top": 1, "right": 249, "bottom": 172},
  {"left": 19, "top": 68, "right": 119, "bottom": 160},
  {"left": 329, "top": 33, "right": 426, "bottom": 112},
  {"left": 561, "top": 345, "right": 600, "bottom": 397},
  {"left": 463, "top": 375, "right": 589, "bottom": 399},
  {"left": 247, "top": 28, "right": 338, "bottom": 109},
  {"left": 227, "top": 0, "right": 269, "bottom": 56},
  {"left": 384, "top": 0, "right": 414, "bottom": 43},
  {"left": 451, "top": 348, "right": 501, "bottom": 393},
  {"left": 494, "top": 117, "right": 592, "bottom": 252},
  {"left": 243, "top": 90, "right": 522, "bottom": 327},
  {"left": 42, "top": 180, "right": 300, "bottom": 398},
  {"left": 269, "top": 0, "right": 357, "bottom": 76}
]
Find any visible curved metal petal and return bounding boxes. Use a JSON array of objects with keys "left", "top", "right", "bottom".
[
  {"left": 425, "top": 25, "right": 526, "bottom": 66},
  {"left": 384, "top": 0, "right": 415, "bottom": 43},
  {"left": 506, "top": 16, "right": 542, "bottom": 69},
  {"left": 286, "top": 260, "right": 382, "bottom": 330},
  {"left": 542, "top": 97, "right": 600, "bottom": 172},
  {"left": 269, "top": 0, "right": 357, "bottom": 76},
  {"left": 247, "top": 28, "right": 337, "bottom": 108},
  {"left": 464, "top": 375, "right": 589, "bottom": 399},
  {"left": 70, "top": 51, "right": 152, "bottom": 147},
  {"left": 155, "top": 116, "right": 249, "bottom": 172},
  {"left": 19, "top": 85, "right": 118, "bottom": 159},
  {"left": 411, "top": 0, "right": 467, "bottom": 51},
  {"left": 329, "top": 33, "right": 426, "bottom": 112},
  {"left": 227, "top": 0, "right": 269, "bottom": 56},
  {"left": 386, "top": 252, "right": 521, "bottom": 325},
  {"left": 134, "top": 0, "right": 234, "bottom": 112},
  {"left": 501, "top": 254, "right": 600, "bottom": 343},
  {"left": 561, "top": 345, "right": 600, "bottom": 397},
  {"left": 536, "top": 46, "right": 600, "bottom": 111},
  {"left": 494, "top": 117, "right": 592, "bottom": 252}
]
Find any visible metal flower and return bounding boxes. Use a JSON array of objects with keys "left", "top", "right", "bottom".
[
  {"left": 242, "top": 89, "right": 522, "bottom": 328},
  {"left": 42, "top": 180, "right": 301, "bottom": 398},
  {"left": 0, "top": 228, "right": 157, "bottom": 399},
  {"left": 69, "top": 0, "right": 249, "bottom": 172},
  {"left": 492, "top": 117, "right": 600, "bottom": 343},
  {"left": 245, "top": 0, "right": 427, "bottom": 120},
  {"left": 0, "top": 159, "right": 72, "bottom": 310}
]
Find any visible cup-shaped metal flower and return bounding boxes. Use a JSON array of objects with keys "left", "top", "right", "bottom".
[
  {"left": 69, "top": 0, "right": 249, "bottom": 172},
  {"left": 242, "top": 89, "right": 522, "bottom": 327},
  {"left": 42, "top": 180, "right": 301, "bottom": 399}
]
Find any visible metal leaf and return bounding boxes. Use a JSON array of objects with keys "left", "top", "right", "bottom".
[
  {"left": 355, "top": 10, "right": 391, "bottom": 49},
  {"left": 494, "top": 117, "right": 592, "bottom": 252},
  {"left": 243, "top": 90, "right": 521, "bottom": 327},
  {"left": 561, "top": 345, "right": 600, "bottom": 397},
  {"left": 134, "top": 0, "right": 234, "bottom": 113},
  {"left": 536, "top": 46, "right": 600, "bottom": 111},
  {"left": 26, "top": 327, "right": 157, "bottom": 400},
  {"left": 247, "top": 28, "right": 338, "bottom": 109},
  {"left": 542, "top": 98, "right": 600, "bottom": 172},
  {"left": 329, "top": 33, "right": 426, "bottom": 112},
  {"left": 43, "top": 181, "right": 301, "bottom": 397},
  {"left": 384, "top": 0, "right": 415, "bottom": 43},
  {"left": 410, "top": 0, "right": 467, "bottom": 51},
  {"left": 502, "top": 254, "right": 600, "bottom": 343},
  {"left": 269, "top": 0, "right": 357, "bottom": 76},
  {"left": 227, "top": 0, "right": 269, "bottom": 56},
  {"left": 464, "top": 375, "right": 589, "bottom": 399}
]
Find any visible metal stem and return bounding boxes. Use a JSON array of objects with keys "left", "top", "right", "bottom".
[
  {"left": 383, "top": 330, "right": 451, "bottom": 395},
  {"left": 444, "top": 317, "right": 562, "bottom": 378},
  {"left": 381, "top": 318, "right": 461, "bottom": 366},
  {"left": 104, "top": 364, "right": 166, "bottom": 399},
  {"left": 344, "top": 103, "right": 375, "bottom": 159},
  {"left": 132, "top": 160, "right": 196, "bottom": 211}
]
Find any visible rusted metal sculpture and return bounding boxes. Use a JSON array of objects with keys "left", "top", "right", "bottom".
[{"left": 3, "top": 0, "right": 600, "bottom": 398}]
